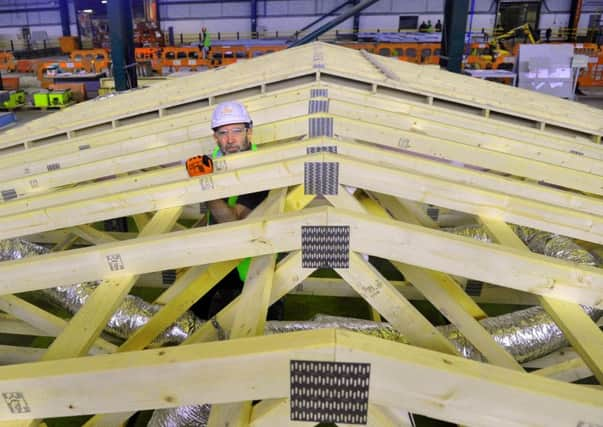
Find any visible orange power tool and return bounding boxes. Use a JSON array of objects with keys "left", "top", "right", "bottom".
[{"left": 186, "top": 154, "right": 213, "bottom": 177}]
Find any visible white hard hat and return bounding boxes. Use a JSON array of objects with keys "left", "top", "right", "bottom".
[{"left": 211, "top": 101, "right": 252, "bottom": 130}]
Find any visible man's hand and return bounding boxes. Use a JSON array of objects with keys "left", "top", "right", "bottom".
[{"left": 208, "top": 199, "right": 251, "bottom": 223}]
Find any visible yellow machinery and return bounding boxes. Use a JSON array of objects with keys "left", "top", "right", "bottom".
[
  {"left": 489, "top": 23, "right": 536, "bottom": 56},
  {"left": 467, "top": 23, "right": 537, "bottom": 69}
]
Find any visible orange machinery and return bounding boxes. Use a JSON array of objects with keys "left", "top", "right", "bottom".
[
  {"left": 161, "top": 46, "right": 211, "bottom": 71},
  {"left": 69, "top": 49, "right": 111, "bottom": 73},
  {"left": 341, "top": 42, "right": 441, "bottom": 65},
  {"left": 210, "top": 44, "right": 286, "bottom": 66},
  {"left": 0, "top": 52, "right": 16, "bottom": 72},
  {"left": 135, "top": 47, "right": 162, "bottom": 74},
  {"left": 37, "top": 62, "right": 61, "bottom": 88},
  {"left": 575, "top": 43, "right": 603, "bottom": 87},
  {"left": 212, "top": 45, "right": 246, "bottom": 66}
]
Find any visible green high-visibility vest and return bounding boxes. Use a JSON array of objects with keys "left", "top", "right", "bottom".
[{"left": 211, "top": 143, "right": 257, "bottom": 281}]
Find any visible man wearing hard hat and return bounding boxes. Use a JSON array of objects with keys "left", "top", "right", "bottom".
[
  {"left": 206, "top": 100, "right": 265, "bottom": 222},
  {"left": 191, "top": 101, "right": 284, "bottom": 319}
]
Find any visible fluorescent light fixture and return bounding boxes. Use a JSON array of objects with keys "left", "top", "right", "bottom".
[
  {"left": 101, "top": 0, "right": 107, "bottom": 3},
  {"left": 83, "top": 9, "right": 93, "bottom": 13}
]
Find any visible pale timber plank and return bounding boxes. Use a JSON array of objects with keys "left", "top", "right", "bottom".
[
  {"left": 338, "top": 45, "right": 603, "bottom": 134},
  {"left": 0, "top": 155, "right": 307, "bottom": 240},
  {"left": 338, "top": 154, "right": 603, "bottom": 244},
  {"left": 323, "top": 84, "right": 603, "bottom": 160},
  {"left": 0, "top": 103, "right": 309, "bottom": 188},
  {"left": 0, "top": 50, "right": 316, "bottom": 146},
  {"left": 291, "top": 277, "right": 538, "bottom": 305},
  {"left": 0, "top": 330, "right": 600, "bottom": 424},
  {"left": 333, "top": 139, "right": 603, "bottom": 218},
  {"left": 0, "top": 329, "right": 336, "bottom": 420},
  {"left": 533, "top": 357, "right": 594, "bottom": 383},
  {"left": 39, "top": 207, "right": 183, "bottom": 361},
  {"left": 0, "top": 315, "right": 44, "bottom": 336},
  {"left": 336, "top": 252, "right": 458, "bottom": 354},
  {"left": 334, "top": 117, "right": 603, "bottom": 196},
  {"left": 0, "top": 345, "right": 43, "bottom": 365},
  {"left": 0, "top": 295, "right": 116, "bottom": 354},
  {"left": 0, "top": 207, "right": 325, "bottom": 294},
  {"left": 329, "top": 208, "right": 603, "bottom": 308},
  {"left": 328, "top": 190, "right": 503, "bottom": 361},
  {"left": 359, "top": 192, "right": 486, "bottom": 320},
  {"left": 207, "top": 189, "right": 286, "bottom": 427},
  {"left": 184, "top": 251, "right": 314, "bottom": 344},
  {"left": 328, "top": 98, "right": 603, "bottom": 175},
  {"left": 335, "top": 329, "right": 603, "bottom": 427}
]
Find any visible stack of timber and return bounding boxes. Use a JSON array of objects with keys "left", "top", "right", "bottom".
[{"left": 0, "top": 42, "right": 601, "bottom": 427}]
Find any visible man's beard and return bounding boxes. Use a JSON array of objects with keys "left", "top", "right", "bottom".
[{"left": 223, "top": 137, "right": 250, "bottom": 154}]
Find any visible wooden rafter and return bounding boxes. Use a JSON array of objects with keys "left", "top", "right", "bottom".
[{"left": 0, "top": 330, "right": 601, "bottom": 425}]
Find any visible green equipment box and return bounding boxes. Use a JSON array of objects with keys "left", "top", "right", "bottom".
[
  {"left": 33, "top": 91, "right": 50, "bottom": 108},
  {"left": 33, "top": 89, "right": 73, "bottom": 108},
  {"left": 48, "top": 89, "right": 72, "bottom": 106},
  {"left": 2, "top": 90, "right": 25, "bottom": 109}
]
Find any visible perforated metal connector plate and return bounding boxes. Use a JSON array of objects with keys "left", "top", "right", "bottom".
[
  {"left": 465, "top": 280, "right": 483, "bottom": 296},
  {"left": 290, "top": 360, "right": 370, "bottom": 424},
  {"left": 301, "top": 225, "right": 349, "bottom": 268},
  {"left": 307, "top": 145, "right": 337, "bottom": 154},
  {"left": 308, "top": 99, "right": 329, "bottom": 113},
  {"left": 304, "top": 162, "right": 339, "bottom": 195},
  {"left": 1, "top": 189, "right": 17, "bottom": 201},
  {"left": 311, "top": 88, "right": 328, "bottom": 98},
  {"left": 162, "top": 269, "right": 177, "bottom": 284},
  {"left": 309, "top": 117, "right": 333, "bottom": 137}
]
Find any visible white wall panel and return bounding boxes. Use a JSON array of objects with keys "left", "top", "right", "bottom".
[
  {"left": 161, "top": 18, "right": 250, "bottom": 34},
  {"left": 266, "top": 0, "right": 288, "bottom": 15},
  {"left": 540, "top": 14, "right": 570, "bottom": 30},
  {"left": 10, "top": 12, "right": 27, "bottom": 26},
  {"left": 222, "top": 2, "right": 250, "bottom": 17},
  {"left": 0, "top": 24, "right": 62, "bottom": 37},
  {"left": 582, "top": 0, "right": 603, "bottom": 11},
  {"left": 39, "top": 10, "right": 60, "bottom": 24},
  {"left": 0, "top": 14, "right": 11, "bottom": 26},
  {"left": 391, "top": 0, "right": 429, "bottom": 13},
  {"left": 426, "top": 0, "right": 444, "bottom": 12},
  {"left": 579, "top": 12, "right": 600, "bottom": 27},
  {"left": 365, "top": 0, "right": 396, "bottom": 13},
  {"left": 317, "top": 0, "right": 344, "bottom": 14},
  {"left": 189, "top": 3, "right": 222, "bottom": 17},
  {"left": 259, "top": 15, "right": 354, "bottom": 33},
  {"left": 542, "top": 0, "right": 572, "bottom": 11},
  {"left": 287, "top": 0, "right": 315, "bottom": 15},
  {"left": 26, "top": 11, "right": 41, "bottom": 25},
  {"left": 471, "top": 0, "right": 498, "bottom": 13},
  {"left": 359, "top": 14, "right": 399, "bottom": 30},
  {"left": 166, "top": 4, "right": 193, "bottom": 19},
  {"left": 259, "top": 16, "right": 315, "bottom": 32},
  {"left": 470, "top": 14, "right": 497, "bottom": 32}
]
